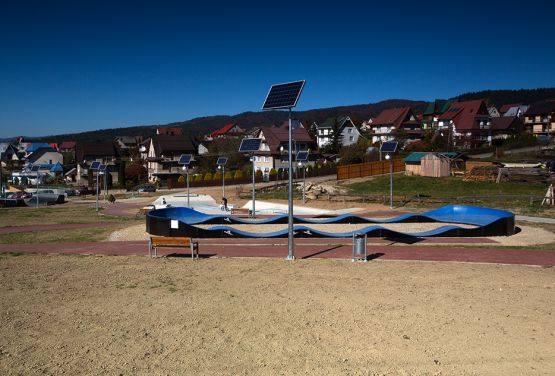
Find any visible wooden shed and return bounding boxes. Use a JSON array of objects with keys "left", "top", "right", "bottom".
[
  {"left": 420, "top": 153, "right": 450, "bottom": 177},
  {"left": 405, "top": 152, "right": 457, "bottom": 177}
]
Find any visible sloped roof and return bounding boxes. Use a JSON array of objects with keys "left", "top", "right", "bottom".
[
  {"left": 27, "top": 147, "right": 59, "bottom": 164},
  {"left": 50, "top": 162, "right": 64, "bottom": 172},
  {"left": 491, "top": 116, "right": 523, "bottom": 131},
  {"left": 404, "top": 151, "right": 459, "bottom": 163},
  {"left": 423, "top": 99, "right": 452, "bottom": 116},
  {"left": 372, "top": 107, "right": 420, "bottom": 128},
  {"left": 26, "top": 143, "right": 51, "bottom": 152},
  {"left": 438, "top": 99, "right": 489, "bottom": 130},
  {"left": 60, "top": 141, "right": 76, "bottom": 150},
  {"left": 152, "top": 135, "right": 196, "bottom": 156},
  {"left": 76, "top": 141, "right": 117, "bottom": 161},
  {"left": 259, "top": 125, "right": 315, "bottom": 153},
  {"left": 503, "top": 105, "right": 529, "bottom": 117},
  {"left": 499, "top": 103, "right": 521, "bottom": 114},
  {"left": 210, "top": 124, "right": 235, "bottom": 137},
  {"left": 525, "top": 100, "right": 555, "bottom": 116},
  {"left": 319, "top": 116, "right": 354, "bottom": 129}
]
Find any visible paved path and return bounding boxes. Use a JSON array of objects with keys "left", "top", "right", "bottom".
[
  {"left": 516, "top": 215, "right": 555, "bottom": 224},
  {"left": 1, "top": 239, "right": 553, "bottom": 266}
]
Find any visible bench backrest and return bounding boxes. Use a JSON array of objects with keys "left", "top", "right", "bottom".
[{"left": 150, "top": 236, "right": 191, "bottom": 246}]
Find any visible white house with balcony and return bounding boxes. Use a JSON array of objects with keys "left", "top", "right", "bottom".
[{"left": 315, "top": 116, "right": 361, "bottom": 148}]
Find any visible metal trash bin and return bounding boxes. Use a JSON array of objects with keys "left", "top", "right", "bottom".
[{"left": 352, "top": 233, "right": 367, "bottom": 262}]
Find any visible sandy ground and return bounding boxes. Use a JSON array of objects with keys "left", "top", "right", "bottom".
[
  {"left": 0, "top": 255, "right": 553, "bottom": 375},
  {"left": 108, "top": 222, "right": 555, "bottom": 247}
]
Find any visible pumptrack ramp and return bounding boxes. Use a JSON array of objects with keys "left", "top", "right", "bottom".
[{"left": 146, "top": 205, "right": 515, "bottom": 239}]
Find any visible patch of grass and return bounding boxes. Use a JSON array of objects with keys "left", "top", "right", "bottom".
[
  {"left": 0, "top": 204, "right": 140, "bottom": 227},
  {"left": 0, "top": 223, "right": 136, "bottom": 244},
  {"left": 345, "top": 175, "right": 551, "bottom": 214},
  {"left": 0, "top": 252, "right": 23, "bottom": 257}
]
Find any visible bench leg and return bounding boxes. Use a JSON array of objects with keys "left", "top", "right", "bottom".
[{"left": 148, "top": 240, "right": 152, "bottom": 258}]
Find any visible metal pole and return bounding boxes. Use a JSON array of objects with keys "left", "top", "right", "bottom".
[
  {"left": 186, "top": 167, "right": 190, "bottom": 208},
  {"left": 95, "top": 171, "right": 99, "bottom": 212},
  {"left": 36, "top": 172, "right": 39, "bottom": 208},
  {"left": 389, "top": 158, "right": 393, "bottom": 209},
  {"left": 302, "top": 164, "right": 306, "bottom": 204},
  {"left": 222, "top": 165, "right": 225, "bottom": 199},
  {"left": 251, "top": 155, "right": 256, "bottom": 217},
  {"left": 287, "top": 108, "right": 295, "bottom": 260}
]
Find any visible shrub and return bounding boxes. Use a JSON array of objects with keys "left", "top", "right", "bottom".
[
  {"left": 234, "top": 170, "right": 243, "bottom": 179},
  {"left": 204, "top": 172, "right": 213, "bottom": 181},
  {"left": 194, "top": 174, "right": 203, "bottom": 182},
  {"left": 213, "top": 171, "right": 222, "bottom": 181},
  {"left": 178, "top": 175, "right": 185, "bottom": 184},
  {"left": 255, "top": 170, "right": 263, "bottom": 179},
  {"left": 269, "top": 168, "right": 277, "bottom": 178},
  {"left": 224, "top": 171, "right": 233, "bottom": 180},
  {"left": 107, "top": 194, "right": 116, "bottom": 203}
]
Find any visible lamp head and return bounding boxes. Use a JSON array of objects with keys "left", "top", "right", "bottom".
[{"left": 385, "top": 154, "right": 391, "bottom": 160}]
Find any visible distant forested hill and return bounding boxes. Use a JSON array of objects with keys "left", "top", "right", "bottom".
[
  {"left": 453, "top": 88, "right": 555, "bottom": 107},
  {"left": 31, "top": 99, "right": 426, "bottom": 143}
]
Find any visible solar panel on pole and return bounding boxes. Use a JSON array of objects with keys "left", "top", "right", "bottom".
[
  {"left": 296, "top": 151, "right": 309, "bottom": 162},
  {"left": 239, "top": 138, "right": 262, "bottom": 153},
  {"left": 380, "top": 141, "right": 398, "bottom": 153},
  {"left": 90, "top": 161, "right": 101, "bottom": 170},
  {"left": 216, "top": 157, "right": 228, "bottom": 166},
  {"left": 262, "top": 80, "right": 305, "bottom": 110},
  {"left": 98, "top": 164, "right": 107, "bottom": 172},
  {"left": 178, "top": 154, "right": 193, "bottom": 166}
]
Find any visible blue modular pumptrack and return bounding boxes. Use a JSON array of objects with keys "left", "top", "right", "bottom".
[{"left": 146, "top": 205, "right": 515, "bottom": 238}]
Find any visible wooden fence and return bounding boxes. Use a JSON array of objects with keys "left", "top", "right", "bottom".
[{"left": 337, "top": 159, "right": 405, "bottom": 180}]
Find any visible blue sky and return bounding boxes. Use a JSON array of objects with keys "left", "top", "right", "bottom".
[{"left": 1, "top": 0, "right": 554, "bottom": 137}]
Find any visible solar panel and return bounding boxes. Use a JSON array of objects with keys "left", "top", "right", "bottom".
[
  {"left": 30, "top": 165, "right": 41, "bottom": 172},
  {"left": 239, "top": 138, "right": 262, "bottom": 152},
  {"left": 296, "top": 151, "right": 309, "bottom": 162},
  {"left": 216, "top": 157, "right": 228, "bottom": 166},
  {"left": 262, "top": 80, "right": 305, "bottom": 110},
  {"left": 90, "top": 161, "right": 101, "bottom": 170},
  {"left": 98, "top": 164, "right": 107, "bottom": 172},
  {"left": 380, "top": 141, "right": 398, "bottom": 153},
  {"left": 178, "top": 154, "right": 193, "bottom": 165}
]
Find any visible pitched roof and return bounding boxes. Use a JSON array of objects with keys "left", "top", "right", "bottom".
[
  {"left": 50, "top": 162, "right": 64, "bottom": 173},
  {"left": 423, "top": 99, "right": 452, "bottom": 116},
  {"left": 209, "top": 123, "right": 245, "bottom": 138},
  {"left": 438, "top": 99, "right": 489, "bottom": 130},
  {"left": 75, "top": 141, "right": 117, "bottom": 162},
  {"left": 491, "top": 116, "right": 523, "bottom": 131},
  {"left": 404, "top": 151, "right": 459, "bottom": 163},
  {"left": 26, "top": 143, "right": 51, "bottom": 153},
  {"left": 59, "top": 141, "right": 76, "bottom": 150},
  {"left": 499, "top": 103, "right": 521, "bottom": 114},
  {"left": 27, "top": 147, "right": 59, "bottom": 164},
  {"left": 152, "top": 135, "right": 196, "bottom": 156},
  {"left": 525, "top": 100, "right": 555, "bottom": 116},
  {"left": 372, "top": 107, "right": 420, "bottom": 128},
  {"left": 259, "top": 125, "right": 315, "bottom": 153},
  {"left": 503, "top": 105, "right": 529, "bottom": 117},
  {"left": 319, "top": 116, "right": 354, "bottom": 129}
]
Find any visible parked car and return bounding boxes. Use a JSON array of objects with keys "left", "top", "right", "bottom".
[
  {"left": 136, "top": 184, "right": 156, "bottom": 193},
  {"left": 75, "top": 186, "right": 97, "bottom": 196}
]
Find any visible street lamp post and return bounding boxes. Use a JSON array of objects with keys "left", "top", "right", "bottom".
[
  {"left": 298, "top": 161, "right": 306, "bottom": 204},
  {"left": 182, "top": 166, "right": 190, "bottom": 208},
  {"left": 36, "top": 171, "right": 40, "bottom": 208},
  {"left": 385, "top": 153, "right": 393, "bottom": 209},
  {"left": 251, "top": 155, "right": 256, "bottom": 217}
]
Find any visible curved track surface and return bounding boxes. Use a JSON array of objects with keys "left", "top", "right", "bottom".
[{"left": 147, "top": 205, "right": 515, "bottom": 238}]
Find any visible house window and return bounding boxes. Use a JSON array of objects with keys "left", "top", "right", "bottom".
[
  {"left": 349, "top": 136, "right": 354, "bottom": 141},
  {"left": 348, "top": 128, "right": 352, "bottom": 133},
  {"left": 264, "top": 156, "right": 269, "bottom": 162},
  {"left": 324, "top": 129, "right": 328, "bottom": 135}
]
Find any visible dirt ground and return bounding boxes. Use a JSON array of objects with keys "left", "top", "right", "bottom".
[{"left": 1, "top": 254, "right": 553, "bottom": 375}]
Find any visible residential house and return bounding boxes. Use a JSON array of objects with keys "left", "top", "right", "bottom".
[
  {"left": 252, "top": 124, "right": 317, "bottom": 178},
  {"left": 75, "top": 141, "right": 119, "bottom": 185},
  {"left": 369, "top": 107, "right": 423, "bottom": 144},
  {"left": 315, "top": 116, "right": 361, "bottom": 148},
  {"left": 115, "top": 136, "right": 140, "bottom": 150},
  {"left": 421, "top": 99, "right": 454, "bottom": 131},
  {"left": 156, "top": 127, "right": 183, "bottom": 136},
  {"left": 205, "top": 123, "right": 246, "bottom": 141},
  {"left": 26, "top": 147, "right": 63, "bottom": 167},
  {"left": 438, "top": 100, "right": 491, "bottom": 148},
  {"left": 25, "top": 143, "right": 52, "bottom": 157},
  {"left": 146, "top": 135, "right": 197, "bottom": 182},
  {"left": 490, "top": 116, "right": 525, "bottom": 140},
  {"left": 360, "top": 118, "right": 373, "bottom": 132},
  {"left": 499, "top": 103, "right": 521, "bottom": 115},
  {"left": 523, "top": 100, "right": 555, "bottom": 136},
  {"left": 0, "top": 143, "right": 25, "bottom": 165}
]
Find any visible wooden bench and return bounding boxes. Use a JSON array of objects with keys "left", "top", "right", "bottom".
[
  {"left": 231, "top": 207, "right": 252, "bottom": 217},
  {"left": 149, "top": 236, "right": 199, "bottom": 259}
]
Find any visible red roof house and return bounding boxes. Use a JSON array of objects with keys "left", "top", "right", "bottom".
[
  {"left": 438, "top": 100, "right": 491, "bottom": 147},
  {"left": 207, "top": 123, "right": 245, "bottom": 139}
]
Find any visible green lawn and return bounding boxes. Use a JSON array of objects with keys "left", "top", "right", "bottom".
[
  {"left": 345, "top": 175, "right": 552, "bottom": 214},
  {"left": 0, "top": 204, "right": 139, "bottom": 227}
]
